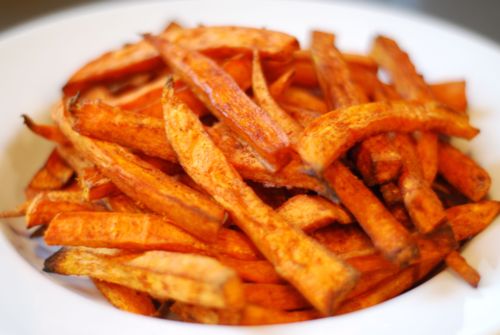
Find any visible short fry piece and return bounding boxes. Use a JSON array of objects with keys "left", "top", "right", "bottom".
[
  {"left": 44, "top": 248, "right": 245, "bottom": 309},
  {"left": 438, "top": 141, "right": 491, "bottom": 202},
  {"left": 163, "top": 82, "right": 358, "bottom": 315},
  {"left": 445, "top": 251, "right": 480, "bottom": 287},
  {"left": 92, "top": 279, "right": 156, "bottom": 316},
  {"left": 150, "top": 36, "right": 292, "bottom": 171},
  {"left": 324, "top": 162, "right": 418, "bottom": 266},
  {"left": 447, "top": 201, "right": 500, "bottom": 241},
  {"left": 244, "top": 283, "right": 310, "bottom": 310},
  {"left": 298, "top": 101, "right": 478, "bottom": 173},
  {"left": 277, "top": 195, "right": 352, "bottom": 232}
]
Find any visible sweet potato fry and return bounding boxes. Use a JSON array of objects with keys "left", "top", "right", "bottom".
[
  {"left": 380, "top": 182, "right": 403, "bottom": 206},
  {"left": 354, "top": 134, "right": 402, "bottom": 185},
  {"left": 71, "top": 100, "right": 177, "bottom": 161},
  {"left": 244, "top": 283, "right": 310, "bottom": 310},
  {"left": 438, "top": 141, "right": 491, "bottom": 201},
  {"left": 279, "top": 86, "right": 328, "bottom": 114},
  {"left": 22, "top": 115, "right": 68, "bottom": 144},
  {"left": 269, "top": 68, "right": 295, "bottom": 97},
  {"left": 447, "top": 201, "right": 500, "bottom": 241},
  {"left": 252, "top": 50, "right": 303, "bottom": 144},
  {"left": 56, "top": 145, "right": 119, "bottom": 201},
  {"left": 25, "top": 149, "right": 74, "bottom": 198},
  {"left": 371, "top": 35, "right": 439, "bottom": 182},
  {"left": 106, "top": 194, "right": 144, "bottom": 213},
  {"left": 26, "top": 191, "right": 104, "bottom": 228},
  {"left": 53, "top": 101, "right": 226, "bottom": 241},
  {"left": 92, "top": 279, "right": 156, "bottom": 316},
  {"left": 393, "top": 134, "right": 447, "bottom": 233},
  {"left": 44, "top": 248, "right": 245, "bottom": 309},
  {"left": 172, "top": 302, "right": 319, "bottom": 325},
  {"left": 298, "top": 101, "right": 478, "bottom": 174},
  {"left": 336, "top": 258, "right": 440, "bottom": 315},
  {"left": 207, "top": 123, "right": 327, "bottom": 194},
  {"left": 430, "top": 81, "right": 467, "bottom": 113},
  {"left": 346, "top": 268, "right": 400, "bottom": 300},
  {"left": 280, "top": 104, "right": 322, "bottom": 127},
  {"left": 445, "top": 251, "right": 480, "bottom": 287},
  {"left": 310, "top": 31, "right": 368, "bottom": 109},
  {"left": 221, "top": 53, "right": 253, "bottom": 91},
  {"left": 217, "top": 256, "right": 284, "bottom": 284},
  {"left": 324, "top": 162, "right": 418, "bottom": 266},
  {"left": 163, "top": 82, "right": 358, "bottom": 315},
  {"left": 277, "top": 195, "right": 352, "bottom": 232},
  {"left": 150, "top": 36, "right": 292, "bottom": 171}
]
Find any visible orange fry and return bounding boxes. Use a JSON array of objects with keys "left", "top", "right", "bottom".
[
  {"left": 252, "top": 50, "right": 303, "bottom": 144},
  {"left": 44, "top": 248, "right": 245, "bottom": 309},
  {"left": 22, "top": 115, "right": 68, "bottom": 144},
  {"left": 217, "top": 256, "right": 284, "bottom": 284},
  {"left": 277, "top": 194, "right": 352, "bottom": 232},
  {"left": 354, "top": 134, "right": 402, "bottom": 185},
  {"left": 163, "top": 81, "right": 358, "bottom": 315},
  {"left": 298, "top": 101, "right": 478, "bottom": 174},
  {"left": 92, "top": 279, "right": 156, "bottom": 316},
  {"left": 150, "top": 36, "right": 292, "bottom": 171},
  {"left": 244, "top": 283, "right": 310, "bottom": 310},
  {"left": 393, "top": 134, "right": 447, "bottom": 233},
  {"left": 279, "top": 86, "right": 328, "bottom": 114},
  {"left": 430, "top": 81, "right": 467, "bottom": 113},
  {"left": 310, "top": 31, "right": 368, "bottom": 109},
  {"left": 53, "top": 101, "right": 226, "bottom": 241},
  {"left": 445, "top": 251, "right": 480, "bottom": 287},
  {"left": 438, "top": 141, "right": 491, "bottom": 201},
  {"left": 269, "top": 68, "right": 295, "bottom": 97},
  {"left": 447, "top": 201, "right": 500, "bottom": 241},
  {"left": 71, "top": 100, "right": 177, "bottom": 161},
  {"left": 324, "top": 162, "right": 418, "bottom": 266}
]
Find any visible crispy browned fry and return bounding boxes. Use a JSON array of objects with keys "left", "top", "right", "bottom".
[
  {"left": 56, "top": 145, "right": 119, "bottom": 201},
  {"left": 217, "top": 256, "right": 284, "bottom": 284},
  {"left": 438, "top": 141, "right": 491, "bottom": 201},
  {"left": 298, "top": 101, "right": 478, "bottom": 174},
  {"left": 312, "top": 224, "right": 375, "bottom": 259},
  {"left": 277, "top": 195, "right": 352, "bottom": 232},
  {"left": 71, "top": 100, "right": 177, "bottom": 161},
  {"left": 430, "top": 81, "right": 467, "bottom": 113},
  {"left": 252, "top": 50, "right": 303, "bottom": 145},
  {"left": 244, "top": 283, "right": 310, "bottom": 310},
  {"left": 150, "top": 36, "right": 292, "bottom": 171},
  {"left": 22, "top": 115, "right": 68, "bottom": 144},
  {"left": 163, "top": 82, "right": 358, "bottom": 315},
  {"left": 221, "top": 53, "right": 253, "bottom": 91},
  {"left": 269, "top": 68, "right": 295, "bottom": 97},
  {"left": 279, "top": 86, "right": 328, "bottom": 114},
  {"left": 44, "top": 248, "right": 245, "bottom": 309},
  {"left": 336, "top": 258, "right": 440, "bottom": 315},
  {"left": 324, "top": 162, "right": 418, "bottom": 266},
  {"left": 207, "top": 123, "right": 327, "bottom": 194},
  {"left": 172, "top": 302, "right": 319, "bottom": 325},
  {"left": 393, "top": 134, "right": 447, "bottom": 233},
  {"left": 447, "top": 201, "right": 500, "bottom": 241},
  {"left": 106, "top": 194, "right": 144, "bottom": 213},
  {"left": 53, "top": 101, "right": 226, "bottom": 241},
  {"left": 92, "top": 279, "right": 156, "bottom": 316},
  {"left": 25, "top": 149, "right": 74, "bottom": 199},
  {"left": 355, "top": 134, "right": 402, "bottom": 185},
  {"left": 25, "top": 191, "right": 104, "bottom": 228},
  {"left": 310, "top": 31, "right": 368, "bottom": 109},
  {"left": 445, "top": 251, "right": 480, "bottom": 287},
  {"left": 371, "top": 35, "right": 439, "bottom": 183}
]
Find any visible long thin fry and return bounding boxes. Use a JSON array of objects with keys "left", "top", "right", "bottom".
[
  {"left": 162, "top": 81, "right": 358, "bottom": 315},
  {"left": 445, "top": 251, "right": 480, "bottom": 287},
  {"left": 298, "top": 101, "right": 478, "bottom": 174},
  {"left": 149, "top": 36, "right": 292, "bottom": 171}
]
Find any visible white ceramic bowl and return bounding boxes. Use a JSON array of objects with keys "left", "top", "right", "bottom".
[{"left": 1, "top": 1, "right": 500, "bottom": 334}]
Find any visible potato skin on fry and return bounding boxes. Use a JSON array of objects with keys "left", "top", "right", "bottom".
[
  {"left": 298, "top": 101, "right": 478, "bottom": 173},
  {"left": 162, "top": 81, "right": 358, "bottom": 315}
]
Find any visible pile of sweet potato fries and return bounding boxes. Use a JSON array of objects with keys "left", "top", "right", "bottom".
[{"left": 1, "top": 22, "right": 498, "bottom": 325}]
